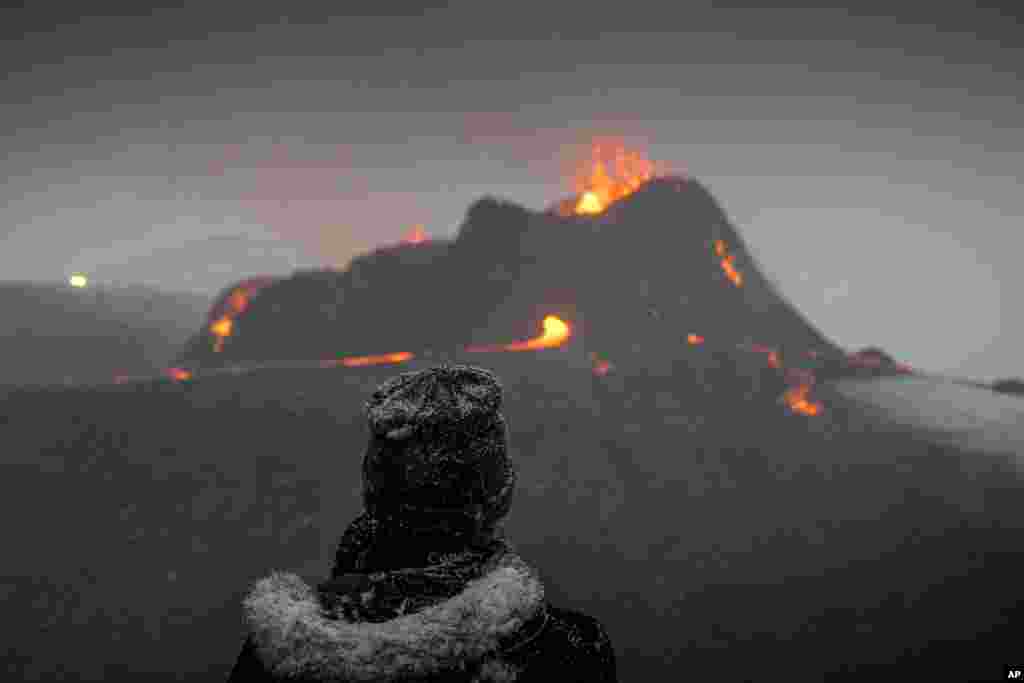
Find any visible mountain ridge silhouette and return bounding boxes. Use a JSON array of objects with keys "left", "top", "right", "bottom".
[{"left": 177, "top": 176, "right": 841, "bottom": 372}]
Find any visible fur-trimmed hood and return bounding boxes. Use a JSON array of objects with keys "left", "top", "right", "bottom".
[{"left": 242, "top": 552, "right": 545, "bottom": 681}]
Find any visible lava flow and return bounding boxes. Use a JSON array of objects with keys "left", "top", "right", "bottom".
[
  {"left": 713, "top": 239, "right": 744, "bottom": 288},
  {"left": 164, "top": 367, "right": 192, "bottom": 382},
  {"left": 208, "top": 277, "right": 275, "bottom": 352},
  {"left": 737, "top": 342, "right": 824, "bottom": 415},
  {"left": 316, "top": 315, "right": 571, "bottom": 370},
  {"left": 321, "top": 351, "right": 416, "bottom": 368},
  {"left": 560, "top": 139, "right": 668, "bottom": 216},
  {"left": 465, "top": 315, "right": 571, "bottom": 353},
  {"left": 780, "top": 383, "right": 822, "bottom": 416}
]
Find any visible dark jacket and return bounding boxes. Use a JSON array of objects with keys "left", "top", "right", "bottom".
[{"left": 227, "top": 514, "right": 617, "bottom": 682}]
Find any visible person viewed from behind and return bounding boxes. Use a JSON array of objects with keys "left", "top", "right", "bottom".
[{"left": 228, "top": 363, "right": 617, "bottom": 681}]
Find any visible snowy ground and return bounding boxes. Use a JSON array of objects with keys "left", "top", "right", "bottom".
[{"left": 833, "top": 374, "right": 1024, "bottom": 461}]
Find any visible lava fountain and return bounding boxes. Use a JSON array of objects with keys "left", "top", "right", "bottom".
[{"left": 559, "top": 138, "right": 669, "bottom": 216}]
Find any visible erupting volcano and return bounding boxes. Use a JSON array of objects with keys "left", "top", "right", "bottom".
[
  {"left": 17, "top": 118, "right": 1015, "bottom": 683},
  {"left": 173, "top": 158, "right": 921, "bottom": 420},
  {"left": 557, "top": 138, "right": 670, "bottom": 216}
]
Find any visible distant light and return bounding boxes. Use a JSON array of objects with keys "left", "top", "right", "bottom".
[{"left": 69, "top": 274, "right": 88, "bottom": 288}]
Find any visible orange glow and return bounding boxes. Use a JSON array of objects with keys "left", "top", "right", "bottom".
[
  {"left": 560, "top": 139, "right": 667, "bottom": 216},
  {"left": 208, "top": 278, "right": 274, "bottom": 353},
  {"left": 713, "top": 239, "right": 743, "bottom": 287},
  {"left": 576, "top": 191, "right": 605, "bottom": 215},
  {"left": 503, "top": 314, "right": 570, "bottom": 351},
  {"left": 687, "top": 333, "right": 704, "bottom": 345},
  {"left": 781, "top": 383, "right": 822, "bottom": 416},
  {"left": 338, "top": 352, "right": 415, "bottom": 367},
  {"left": 466, "top": 315, "right": 572, "bottom": 353},
  {"left": 165, "top": 367, "right": 192, "bottom": 382},
  {"left": 210, "top": 318, "right": 233, "bottom": 338},
  {"left": 721, "top": 259, "right": 743, "bottom": 287},
  {"left": 737, "top": 340, "right": 824, "bottom": 417},
  {"left": 402, "top": 224, "right": 429, "bottom": 245}
]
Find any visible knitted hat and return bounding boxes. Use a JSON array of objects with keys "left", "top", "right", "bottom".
[{"left": 361, "top": 364, "right": 516, "bottom": 538}]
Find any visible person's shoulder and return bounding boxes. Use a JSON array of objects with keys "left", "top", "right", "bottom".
[
  {"left": 545, "top": 605, "right": 616, "bottom": 656},
  {"left": 510, "top": 604, "right": 617, "bottom": 682},
  {"left": 226, "top": 636, "right": 277, "bottom": 682}
]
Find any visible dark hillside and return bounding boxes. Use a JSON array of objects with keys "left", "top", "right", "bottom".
[
  {"left": 177, "top": 177, "right": 840, "bottom": 371},
  {"left": 2, "top": 346, "right": 1021, "bottom": 681}
]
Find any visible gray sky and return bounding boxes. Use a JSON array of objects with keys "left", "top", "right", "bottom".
[{"left": 1, "top": 1, "right": 1021, "bottom": 381}]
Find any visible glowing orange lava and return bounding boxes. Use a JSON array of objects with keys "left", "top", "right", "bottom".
[
  {"left": 713, "top": 239, "right": 743, "bottom": 288},
  {"left": 781, "top": 383, "right": 823, "bottom": 416},
  {"left": 338, "top": 351, "right": 415, "bottom": 367},
  {"left": 690, "top": 334, "right": 824, "bottom": 417},
  {"left": 687, "top": 333, "right": 704, "bottom": 345},
  {"left": 317, "top": 316, "right": 571, "bottom": 369},
  {"left": 208, "top": 278, "right": 274, "bottom": 352},
  {"left": 466, "top": 315, "right": 571, "bottom": 353},
  {"left": 165, "top": 367, "right": 192, "bottom": 382},
  {"left": 210, "top": 318, "right": 233, "bottom": 345},
  {"left": 576, "top": 192, "right": 605, "bottom": 215},
  {"left": 402, "top": 224, "right": 429, "bottom": 245},
  {"left": 560, "top": 139, "right": 668, "bottom": 216}
]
